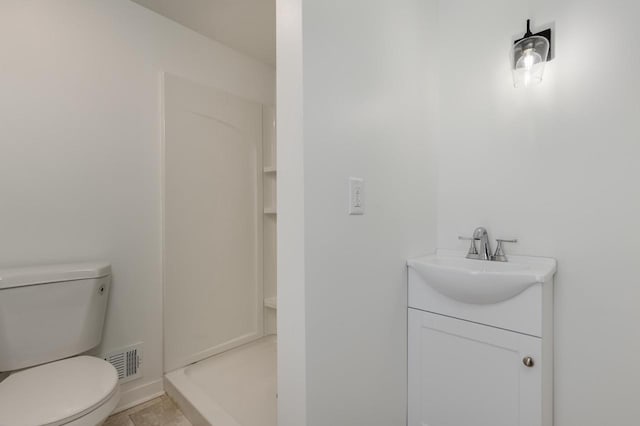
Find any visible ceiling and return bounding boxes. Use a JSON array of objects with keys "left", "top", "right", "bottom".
[{"left": 131, "top": 0, "right": 275, "bottom": 67}]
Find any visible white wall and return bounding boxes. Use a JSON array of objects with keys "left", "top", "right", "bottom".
[
  {"left": 0, "top": 0, "right": 274, "bottom": 408},
  {"left": 277, "top": 0, "right": 439, "bottom": 424},
  {"left": 276, "top": 0, "right": 307, "bottom": 424},
  {"left": 435, "top": 0, "right": 640, "bottom": 424}
]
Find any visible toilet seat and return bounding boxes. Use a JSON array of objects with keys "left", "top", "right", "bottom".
[{"left": 0, "top": 356, "right": 119, "bottom": 426}]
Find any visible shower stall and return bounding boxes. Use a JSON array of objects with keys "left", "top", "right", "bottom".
[{"left": 161, "top": 73, "right": 277, "bottom": 426}]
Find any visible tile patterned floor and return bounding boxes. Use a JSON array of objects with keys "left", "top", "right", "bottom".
[{"left": 104, "top": 394, "right": 192, "bottom": 426}]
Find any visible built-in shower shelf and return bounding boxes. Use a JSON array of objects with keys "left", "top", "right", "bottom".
[{"left": 264, "top": 297, "right": 277, "bottom": 310}]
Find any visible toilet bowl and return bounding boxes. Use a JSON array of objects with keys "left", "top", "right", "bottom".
[
  {"left": 0, "top": 262, "right": 119, "bottom": 426},
  {"left": 0, "top": 356, "right": 120, "bottom": 426}
]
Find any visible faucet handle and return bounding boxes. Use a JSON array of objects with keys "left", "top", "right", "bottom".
[
  {"left": 493, "top": 238, "right": 518, "bottom": 262},
  {"left": 458, "top": 236, "right": 479, "bottom": 258}
]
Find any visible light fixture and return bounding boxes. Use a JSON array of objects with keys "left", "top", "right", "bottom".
[{"left": 512, "top": 19, "right": 551, "bottom": 88}]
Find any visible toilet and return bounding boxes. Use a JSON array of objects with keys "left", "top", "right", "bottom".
[{"left": 0, "top": 263, "right": 120, "bottom": 426}]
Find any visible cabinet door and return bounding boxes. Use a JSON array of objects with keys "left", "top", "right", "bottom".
[{"left": 408, "top": 309, "right": 542, "bottom": 426}]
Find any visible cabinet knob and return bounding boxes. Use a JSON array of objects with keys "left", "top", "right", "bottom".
[{"left": 522, "top": 356, "right": 535, "bottom": 368}]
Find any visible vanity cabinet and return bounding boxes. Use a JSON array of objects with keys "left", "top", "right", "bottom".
[
  {"left": 408, "top": 308, "right": 543, "bottom": 426},
  {"left": 407, "top": 250, "right": 555, "bottom": 426}
]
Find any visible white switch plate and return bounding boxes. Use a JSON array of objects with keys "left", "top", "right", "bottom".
[{"left": 348, "top": 177, "right": 364, "bottom": 215}]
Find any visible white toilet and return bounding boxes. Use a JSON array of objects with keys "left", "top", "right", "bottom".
[{"left": 0, "top": 263, "right": 120, "bottom": 426}]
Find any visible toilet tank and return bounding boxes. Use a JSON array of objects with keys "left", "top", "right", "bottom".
[{"left": 0, "top": 262, "right": 111, "bottom": 371}]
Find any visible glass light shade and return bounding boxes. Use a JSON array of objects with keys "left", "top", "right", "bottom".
[{"left": 512, "top": 35, "right": 550, "bottom": 88}]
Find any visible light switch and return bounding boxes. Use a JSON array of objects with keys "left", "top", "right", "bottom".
[{"left": 348, "top": 177, "right": 364, "bottom": 215}]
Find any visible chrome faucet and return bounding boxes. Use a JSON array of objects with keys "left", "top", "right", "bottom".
[
  {"left": 458, "top": 227, "right": 518, "bottom": 262},
  {"left": 473, "top": 227, "right": 492, "bottom": 260}
]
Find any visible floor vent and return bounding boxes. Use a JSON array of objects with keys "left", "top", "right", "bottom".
[{"left": 103, "top": 343, "right": 143, "bottom": 383}]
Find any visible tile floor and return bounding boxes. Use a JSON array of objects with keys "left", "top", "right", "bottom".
[{"left": 104, "top": 394, "right": 192, "bottom": 426}]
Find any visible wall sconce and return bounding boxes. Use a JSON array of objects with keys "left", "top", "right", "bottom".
[{"left": 512, "top": 19, "right": 552, "bottom": 88}]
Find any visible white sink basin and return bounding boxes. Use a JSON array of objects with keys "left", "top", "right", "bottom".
[{"left": 407, "top": 251, "right": 556, "bottom": 305}]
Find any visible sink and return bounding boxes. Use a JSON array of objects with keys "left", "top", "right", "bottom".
[{"left": 407, "top": 250, "right": 556, "bottom": 305}]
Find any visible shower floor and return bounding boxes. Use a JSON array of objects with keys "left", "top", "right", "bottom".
[{"left": 165, "top": 335, "right": 277, "bottom": 426}]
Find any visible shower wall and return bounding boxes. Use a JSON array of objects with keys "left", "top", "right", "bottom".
[{"left": 163, "top": 73, "right": 265, "bottom": 372}]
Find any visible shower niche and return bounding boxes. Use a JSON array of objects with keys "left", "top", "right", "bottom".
[{"left": 262, "top": 105, "right": 277, "bottom": 336}]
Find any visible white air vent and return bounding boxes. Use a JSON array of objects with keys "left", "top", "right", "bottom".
[{"left": 103, "top": 343, "right": 143, "bottom": 383}]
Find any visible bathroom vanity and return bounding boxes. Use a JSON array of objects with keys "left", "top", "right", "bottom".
[{"left": 407, "top": 250, "right": 556, "bottom": 426}]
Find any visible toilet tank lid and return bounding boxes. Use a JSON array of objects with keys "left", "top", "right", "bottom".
[{"left": 0, "top": 262, "right": 111, "bottom": 289}]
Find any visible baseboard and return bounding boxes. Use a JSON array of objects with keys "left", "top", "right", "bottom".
[{"left": 112, "top": 378, "right": 165, "bottom": 413}]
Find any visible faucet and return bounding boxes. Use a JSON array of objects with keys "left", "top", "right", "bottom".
[
  {"left": 458, "top": 227, "right": 518, "bottom": 262},
  {"left": 473, "top": 227, "right": 492, "bottom": 260}
]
